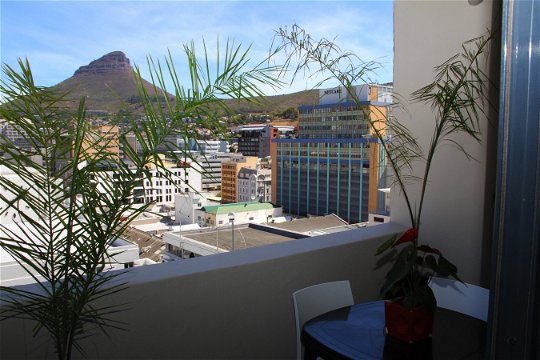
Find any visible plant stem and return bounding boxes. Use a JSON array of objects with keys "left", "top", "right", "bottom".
[{"left": 415, "top": 36, "right": 490, "bottom": 233}]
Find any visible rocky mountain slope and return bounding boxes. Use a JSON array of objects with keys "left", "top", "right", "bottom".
[
  {"left": 52, "top": 51, "right": 318, "bottom": 117},
  {"left": 53, "top": 51, "right": 162, "bottom": 115}
]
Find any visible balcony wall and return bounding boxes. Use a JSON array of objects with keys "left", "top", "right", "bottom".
[
  {"left": 0, "top": 222, "right": 405, "bottom": 359},
  {"left": 393, "top": 0, "right": 499, "bottom": 287}
]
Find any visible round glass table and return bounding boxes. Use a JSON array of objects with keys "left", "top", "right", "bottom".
[{"left": 301, "top": 300, "right": 486, "bottom": 360}]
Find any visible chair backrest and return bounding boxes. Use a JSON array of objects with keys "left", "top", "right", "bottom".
[
  {"left": 292, "top": 280, "right": 354, "bottom": 360},
  {"left": 429, "top": 277, "right": 489, "bottom": 321}
]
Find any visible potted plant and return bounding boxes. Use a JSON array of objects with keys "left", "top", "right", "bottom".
[
  {"left": 374, "top": 228, "right": 459, "bottom": 342},
  {"left": 271, "top": 25, "right": 493, "bottom": 342},
  {"left": 371, "top": 32, "right": 493, "bottom": 342}
]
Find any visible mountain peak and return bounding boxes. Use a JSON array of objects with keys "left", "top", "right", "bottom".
[{"left": 74, "top": 51, "right": 131, "bottom": 76}]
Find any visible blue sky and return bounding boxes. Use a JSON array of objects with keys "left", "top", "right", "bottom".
[{"left": 1, "top": 1, "right": 393, "bottom": 95}]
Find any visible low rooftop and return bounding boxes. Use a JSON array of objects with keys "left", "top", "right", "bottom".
[
  {"left": 122, "top": 226, "right": 165, "bottom": 261},
  {"left": 265, "top": 214, "right": 354, "bottom": 235},
  {"left": 185, "top": 225, "right": 296, "bottom": 251},
  {"left": 172, "top": 214, "right": 364, "bottom": 253}
]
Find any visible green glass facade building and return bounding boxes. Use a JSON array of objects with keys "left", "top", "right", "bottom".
[{"left": 274, "top": 93, "right": 390, "bottom": 224}]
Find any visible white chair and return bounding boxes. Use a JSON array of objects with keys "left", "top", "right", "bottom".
[
  {"left": 429, "top": 277, "right": 489, "bottom": 321},
  {"left": 292, "top": 280, "right": 354, "bottom": 360}
]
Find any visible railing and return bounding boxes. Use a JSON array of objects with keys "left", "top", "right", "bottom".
[{"left": 0, "top": 222, "right": 405, "bottom": 359}]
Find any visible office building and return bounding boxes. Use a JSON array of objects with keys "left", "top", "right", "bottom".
[
  {"left": 221, "top": 156, "right": 258, "bottom": 203},
  {"left": 236, "top": 125, "right": 295, "bottom": 157},
  {"left": 273, "top": 84, "right": 391, "bottom": 223}
]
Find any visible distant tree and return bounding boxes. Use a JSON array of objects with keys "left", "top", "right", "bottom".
[
  {"left": 230, "top": 113, "right": 248, "bottom": 125},
  {"left": 280, "top": 107, "right": 298, "bottom": 119}
]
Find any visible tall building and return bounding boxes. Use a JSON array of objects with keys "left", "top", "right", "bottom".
[
  {"left": 221, "top": 156, "right": 258, "bottom": 203},
  {"left": 273, "top": 84, "right": 391, "bottom": 224},
  {"left": 236, "top": 125, "right": 295, "bottom": 157},
  {"left": 258, "top": 126, "right": 280, "bottom": 158}
]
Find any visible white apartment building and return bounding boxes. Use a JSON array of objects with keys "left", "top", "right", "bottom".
[
  {"left": 155, "top": 134, "right": 189, "bottom": 154},
  {"left": 256, "top": 168, "right": 272, "bottom": 202},
  {"left": 237, "top": 167, "right": 272, "bottom": 203},
  {"left": 153, "top": 135, "right": 228, "bottom": 157},
  {"left": 90, "top": 161, "right": 203, "bottom": 212},
  {"left": 139, "top": 165, "right": 202, "bottom": 207}
]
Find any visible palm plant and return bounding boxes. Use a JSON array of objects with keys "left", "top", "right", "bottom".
[
  {"left": 271, "top": 24, "right": 493, "bottom": 311},
  {"left": 0, "top": 39, "right": 282, "bottom": 359}
]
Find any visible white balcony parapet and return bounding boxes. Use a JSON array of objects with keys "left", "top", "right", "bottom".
[{"left": 0, "top": 222, "right": 405, "bottom": 359}]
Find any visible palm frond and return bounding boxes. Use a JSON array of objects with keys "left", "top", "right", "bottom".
[{"left": 1, "top": 36, "right": 284, "bottom": 359}]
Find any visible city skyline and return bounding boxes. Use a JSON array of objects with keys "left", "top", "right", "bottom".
[{"left": 1, "top": 1, "right": 394, "bottom": 95}]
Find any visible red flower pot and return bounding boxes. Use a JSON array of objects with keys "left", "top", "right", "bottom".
[{"left": 384, "top": 300, "right": 433, "bottom": 343}]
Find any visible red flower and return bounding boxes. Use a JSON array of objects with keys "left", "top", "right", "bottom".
[
  {"left": 417, "top": 245, "right": 441, "bottom": 254},
  {"left": 393, "top": 228, "right": 417, "bottom": 247}
]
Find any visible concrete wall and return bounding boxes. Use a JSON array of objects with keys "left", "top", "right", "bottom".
[
  {"left": 0, "top": 222, "right": 404, "bottom": 359},
  {"left": 392, "top": 0, "right": 499, "bottom": 286}
]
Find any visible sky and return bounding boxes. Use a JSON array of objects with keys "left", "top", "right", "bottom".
[{"left": 1, "top": 1, "right": 394, "bottom": 95}]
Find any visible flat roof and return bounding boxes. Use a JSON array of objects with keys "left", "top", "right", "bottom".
[
  {"left": 182, "top": 225, "right": 296, "bottom": 251},
  {"left": 267, "top": 214, "right": 349, "bottom": 234},
  {"left": 134, "top": 222, "right": 170, "bottom": 233},
  {"left": 166, "top": 214, "right": 367, "bottom": 254}
]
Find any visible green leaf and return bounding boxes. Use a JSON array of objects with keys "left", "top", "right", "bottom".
[
  {"left": 1, "top": 36, "right": 284, "bottom": 359},
  {"left": 436, "top": 255, "right": 459, "bottom": 277},
  {"left": 399, "top": 278, "right": 437, "bottom": 311},
  {"left": 375, "top": 234, "right": 398, "bottom": 256},
  {"left": 424, "top": 254, "right": 438, "bottom": 272},
  {"left": 381, "top": 245, "right": 415, "bottom": 296}
]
